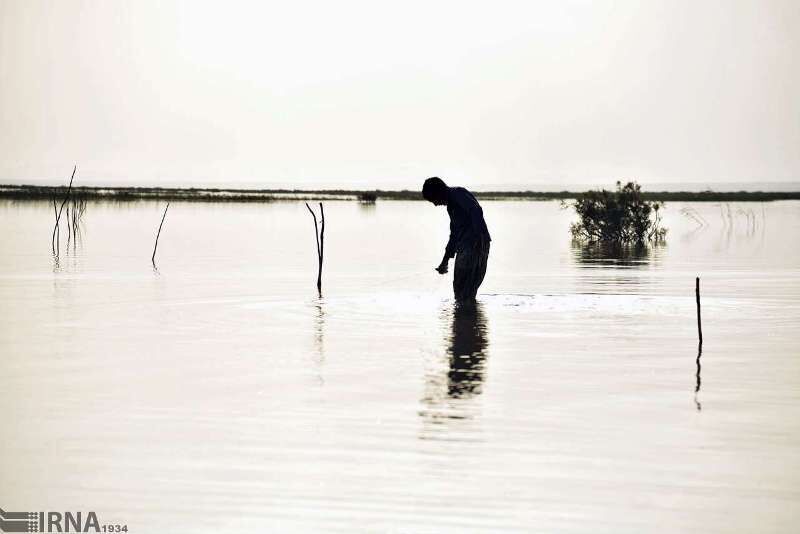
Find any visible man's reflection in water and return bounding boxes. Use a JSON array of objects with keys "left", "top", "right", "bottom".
[
  {"left": 418, "top": 301, "right": 489, "bottom": 440},
  {"left": 448, "top": 302, "right": 489, "bottom": 398}
]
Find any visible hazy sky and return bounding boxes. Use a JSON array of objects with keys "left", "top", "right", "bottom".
[{"left": 0, "top": 0, "right": 798, "bottom": 189}]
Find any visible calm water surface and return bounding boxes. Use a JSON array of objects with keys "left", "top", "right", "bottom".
[{"left": 1, "top": 200, "right": 799, "bottom": 533}]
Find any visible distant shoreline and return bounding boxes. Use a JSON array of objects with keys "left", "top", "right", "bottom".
[{"left": 1, "top": 184, "right": 798, "bottom": 202}]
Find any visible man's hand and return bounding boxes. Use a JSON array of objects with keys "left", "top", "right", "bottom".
[{"left": 435, "top": 260, "right": 449, "bottom": 274}]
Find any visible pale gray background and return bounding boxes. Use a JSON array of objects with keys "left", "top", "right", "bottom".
[{"left": 1, "top": 0, "right": 798, "bottom": 189}]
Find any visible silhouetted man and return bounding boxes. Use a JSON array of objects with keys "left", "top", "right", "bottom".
[{"left": 422, "top": 177, "right": 491, "bottom": 303}]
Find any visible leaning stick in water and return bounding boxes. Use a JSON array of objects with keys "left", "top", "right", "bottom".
[
  {"left": 52, "top": 165, "right": 76, "bottom": 254},
  {"left": 152, "top": 203, "right": 170, "bottom": 266},
  {"left": 52, "top": 197, "right": 59, "bottom": 248},
  {"left": 305, "top": 202, "right": 324, "bottom": 294}
]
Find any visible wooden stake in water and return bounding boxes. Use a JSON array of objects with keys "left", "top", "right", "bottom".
[
  {"left": 305, "top": 202, "right": 325, "bottom": 294},
  {"left": 52, "top": 197, "right": 59, "bottom": 253},
  {"left": 52, "top": 165, "right": 76, "bottom": 255},
  {"left": 696, "top": 276, "right": 703, "bottom": 346},
  {"left": 152, "top": 203, "right": 170, "bottom": 267}
]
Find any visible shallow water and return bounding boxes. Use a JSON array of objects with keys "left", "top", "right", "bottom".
[{"left": 1, "top": 199, "right": 799, "bottom": 533}]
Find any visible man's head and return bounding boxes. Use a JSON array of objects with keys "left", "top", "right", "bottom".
[{"left": 422, "top": 176, "right": 449, "bottom": 206}]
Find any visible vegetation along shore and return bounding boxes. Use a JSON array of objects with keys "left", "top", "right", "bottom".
[{"left": 1, "top": 184, "right": 798, "bottom": 203}]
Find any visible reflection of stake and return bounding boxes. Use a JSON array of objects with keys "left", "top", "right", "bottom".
[
  {"left": 694, "top": 276, "right": 703, "bottom": 411},
  {"left": 152, "top": 203, "right": 170, "bottom": 267},
  {"left": 305, "top": 202, "right": 325, "bottom": 294},
  {"left": 695, "top": 277, "right": 703, "bottom": 346},
  {"left": 694, "top": 345, "right": 702, "bottom": 411}
]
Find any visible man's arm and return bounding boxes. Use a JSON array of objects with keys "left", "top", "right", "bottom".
[
  {"left": 436, "top": 252, "right": 450, "bottom": 274},
  {"left": 436, "top": 218, "right": 456, "bottom": 274}
]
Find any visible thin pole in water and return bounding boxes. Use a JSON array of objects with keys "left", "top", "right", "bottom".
[
  {"left": 319, "top": 202, "right": 324, "bottom": 291},
  {"left": 152, "top": 203, "right": 170, "bottom": 267},
  {"left": 305, "top": 202, "right": 324, "bottom": 295},
  {"left": 51, "top": 197, "right": 59, "bottom": 254},
  {"left": 52, "top": 165, "right": 76, "bottom": 255}
]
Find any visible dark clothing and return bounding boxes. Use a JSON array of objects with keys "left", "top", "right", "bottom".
[
  {"left": 445, "top": 187, "right": 491, "bottom": 302},
  {"left": 445, "top": 187, "right": 491, "bottom": 259},
  {"left": 453, "top": 236, "right": 490, "bottom": 302}
]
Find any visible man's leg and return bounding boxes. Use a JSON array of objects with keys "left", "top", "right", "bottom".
[
  {"left": 453, "top": 240, "right": 489, "bottom": 303},
  {"left": 453, "top": 248, "right": 472, "bottom": 303},
  {"left": 471, "top": 240, "right": 489, "bottom": 297}
]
